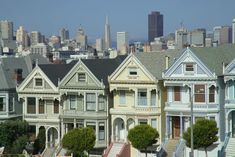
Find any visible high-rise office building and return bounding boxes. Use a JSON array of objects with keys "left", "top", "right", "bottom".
[
  {"left": 117, "top": 32, "right": 129, "bottom": 55},
  {"left": 104, "top": 16, "right": 111, "bottom": 49},
  {"left": 76, "top": 27, "right": 87, "bottom": 50},
  {"left": 220, "top": 26, "right": 232, "bottom": 44},
  {"left": 233, "top": 19, "right": 235, "bottom": 44},
  {"left": 96, "top": 38, "right": 104, "bottom": 52},
  {"left": 148, "top": 11, "right": 163, "bottom": 42},
  {"left": 60, "top": 28, "right": 69, "bottom": 43},
  {"left": 213, "top": 26, "right": 222, "bottom": 44},
  {"left": 30, "top": 31, "right": 42, "bottom": 46},
  {"left": 0, "top": 20, "right": 13, "bottom": 40},
  {"left": 16, "top": 26, "right": 29, "bottom": 48},
  {"left": 190, "top": 28, "right": 206, "bottom": 47},
  {"left": 175, "top": 27, "right": 188, "bottom": 49}
]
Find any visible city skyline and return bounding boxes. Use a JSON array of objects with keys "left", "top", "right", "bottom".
[{"left": 0, "top": 0, "right": 235, "bottom": 42}]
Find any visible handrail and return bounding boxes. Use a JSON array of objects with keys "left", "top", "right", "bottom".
[
  {"left": 156, "top": 139, "right": 168, "bottom": 156},
  {"left": 173, "top": 139, "right": 185, "bottom": 157},
  {"left": 102, "top": 142, "right": 113, "bottom": 157},
  {"left": 221, "top": 132, "right": 231, "bottom": 152}
]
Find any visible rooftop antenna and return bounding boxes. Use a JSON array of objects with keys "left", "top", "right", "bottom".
[{"left": 180, "top": 20, "right": 184, "bottom": 28}]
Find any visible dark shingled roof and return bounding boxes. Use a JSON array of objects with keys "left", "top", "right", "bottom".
[
  {"left": 82, "top": 55, "right": 127, "bottom": 85},
  {"left": 39, "top": 62, "right": 76, "bottom": 86}
]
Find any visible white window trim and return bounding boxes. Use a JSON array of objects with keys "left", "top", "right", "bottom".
[
  {"left": 77, "top": 73, "right": 86, "bottom": 82},
  {"left": 184, "top": 63, "right": 195, "bottom": 75},
  {"left": 129, "top": 67, "right": 138, "bottom": 76},
  {"left": 34, "top": 77, "right": 44, "bottom": 88},
  {"left": 0, "top": 96, "right": 6, "bottom": 112},
  {"left": 69, "top": 95, "right": 77, "bottom": 110}
]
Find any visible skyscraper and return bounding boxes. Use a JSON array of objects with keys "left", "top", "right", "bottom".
[
  {"left": 0, "top": 20, "right": 13, "bottom": 40},
  {"left": 117, "top": 32, "right": 129, "bottom": 55},
  {"left": 148, "top": 11, "right": 163, "bottom": 43},
  {"left": 76, "top": 26, "right": 87, "bottom": 50},
  {"left": 30, "top": 31, "right": 42, "bottom": 46},
  {"left": 220, "top": 26, "right": 232, "bottom": 44},
  {"left": 104, "top": 16, "right": 111, "bottom": 49},
  {"left": 60, "top": 28, "right": 69, "bottom": 43},
  {"left": 175, "top": 27, "right": 188, "bottom": 49},
  {"left": 16, "top": 26, "right": 29, "bottom": 48},
  {"left": 232, "top": 19, "right": 235, "bottom": 44}
]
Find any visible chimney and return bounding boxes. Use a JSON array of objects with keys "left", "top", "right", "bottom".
[
  {"left": 165, "top": 56, "right": 170, "bottom": 70},
  {"left": 14, "top": 69, "right": 23, "bottom": 85}
]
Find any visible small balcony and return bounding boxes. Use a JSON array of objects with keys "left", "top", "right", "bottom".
[{"left": 62, "top": 109, "right": 107, "bottom": 118}]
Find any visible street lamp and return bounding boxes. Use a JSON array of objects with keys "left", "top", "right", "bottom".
[{"left": 189, "top": 87, "right": 194, "bottom": 157}]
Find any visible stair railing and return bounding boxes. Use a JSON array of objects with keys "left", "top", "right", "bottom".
[{"left": 172, "top": 139, "right": 185, "bottom": 157}]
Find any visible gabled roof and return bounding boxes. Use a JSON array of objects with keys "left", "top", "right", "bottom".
[
  {"left": 0, "top": 54, "right": 49, "bottom": 90},
  {"left": 38, "top": 62, "right": 76, "bottom": 86},
  {"left": 82, "top": 55, "right": 127, "bottom": 85},
  {"left": 134, "top": 50, "right": 182, "bottom": 79},
  {"left": 191, "top": 44, "right": 235, "bottom": 76}
]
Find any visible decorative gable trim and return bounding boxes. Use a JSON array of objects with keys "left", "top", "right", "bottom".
[
  {"left": 59, "top": 60, "right": 104, "bottom": 88},
  {"left": 17, "top": 66, "right": 58, "bottom": 92},
  {"left": 109, "top": 53, "right": 157, "bottom": 82},
  {"left": 163, "top": 48, "right": 216, "bottom": 79}
]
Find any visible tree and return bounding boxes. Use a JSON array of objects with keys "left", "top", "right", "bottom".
[
  {"left": 0, "top": 120, "right": 29, "bottom": 154},
  {"left": 11, "top": 135, "right": 28, "bottom": 154},
  {"left": 33, "top": 128, "right": 46, "bottom": 154},
  {"left": 62, "top": 127, "right": 96, "bottom": 157},
  {"left": 127, "top": 124, "right": 159, "bottom": 157},
  {"left": 183, "top": 119, "right": 218, "bottom": 157}
]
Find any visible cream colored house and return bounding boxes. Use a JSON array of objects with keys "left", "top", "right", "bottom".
[{"left": 108, "top": 51, "right": 180, "bottom": 145}]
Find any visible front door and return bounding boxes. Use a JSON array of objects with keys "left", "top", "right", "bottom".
[{"left": 172, "top": 116, "right": 180, "bottom": 138}]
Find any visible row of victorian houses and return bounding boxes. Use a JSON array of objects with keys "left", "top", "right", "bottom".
[{"left": 2, "top": 44, "right": 235, "bottom": 156}]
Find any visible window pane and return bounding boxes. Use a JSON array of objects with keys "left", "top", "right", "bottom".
[
  {"left": 138, "top": 89, "right": 147, "bottom": 106},
  {"left": 209, "top": 86, "right": 215, "bottom": 103},
  {"left": 39, "top": 100, "right": 44, "bottom": 114},
  {"left": 186, "top": 64, "right": 194, "bottom": 71},
  {"left": 129, "top": 68, "right": 137, "bottom": 75},
  {"left": 174, "top": 86, "right": 181, "bottom": 101},
  {"left": 27, "top": 97, "right": 36, "bottom": 114},
  {"left": 0, "top": 97, "right": 6, "bottom": 112},
  {"left": 54, "top": 100, "right": 59, "bottom": 113},
  {"left": 151, "top": 90, "right": 156, "bottom": 106},
  {"left": 35, "top": 78, "right": 43, "bottom": 86},
  {"left": 98, "top": 96, "right": 106, "bottom": 111},
  {"left": 70, "top": 95, "right": 76, "bottom": 110},
  {"left": 78, "top": 73, "right": 86, "bottom": 82},
  {"left": 138, "top": 119, "right": 147, "bottom": 125},
  {"left": 86, "top": 93, "right": 96, "bottom": 111},
  {"left": 8, "top": 95, "right": 13, "bottom": 112},
  {"left": 86, "top": 122, "right": 96, "bottom": 132},
  {"left": 99, "top": 122, "right": 105, "bottom": 140},
  {"left": 151, "top": 119, "right": 157, "bottom": 129},
  {"left": 194, "top": 85, "right": 205, "bottom": 102},
  {"left": 119, "top": 91, "right": 126, "bottom": 105}
]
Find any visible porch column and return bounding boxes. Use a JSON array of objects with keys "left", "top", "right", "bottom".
[
  {"left": 96, "top": 93, "right": 98, "bottom": 112},
  {"left": 165, "top": 115, "right": 168, "bottom": 139},
  {"left": 45, "top": 128, "right": 48, "bottom": 148},
  {"left": 61, "top": 119, "right": 65, "bottom": 137},
  {"left": 134, "top": 89, "right": 138, "bottom": 107},
  {"left": 65, "top": 123, "right": 68, "bottom": 134},
  {"left": 74, "top": 119, "right": 76, "bottom": 129},
  {"left": 169, "top": 117, "right": 172, "bottom": 138},
  {"left": 147, "top": 89, "right": 151, "bottom": 106},
  {"left": 180, "top": 113, "right": 183, "bottom": 138},
  {"left": 25, "top": 97, "right": 28, "bottom": 115},
  {"left": 36, "top": 124, "right": 39, "bottom": 137},
  {"left": 36, "top": 97, "right": 39, "bottom": 114},
  {"left": 96, "top": 121, "right": 99, "bottom": 142}
]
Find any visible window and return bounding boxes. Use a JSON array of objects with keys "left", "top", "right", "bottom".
[
  {"left": 39, "top": 99, "right": 44, "bottom": 114},
  {"left": 99, "top": 122, "right": 105, "bottom": 140},
  {"left": 78, "top": 73, "right": 86, "bottom": 82},
  {"left": 138, "top": 89, "right": 147, "bottom": 106},
  {"left": 86, "top": 93, "right": 96, "bottom": 111},
  {"left": 151, "top": 119, "right": 157, "bottom": 129},
  {"left": 129, "top": 68, "right": 137, "bottom": 75},
  {"left": 119, "top": 91, "right": 126, "bottom": 105},
  {"left": 151, "top": 90, "right": 156, "bottom": 106},
  {"left": 174, "top": 86, "right": 181, "bottom": 101},
  {"left": 209, "top": 86, "right": 215, "bottom": 103},
  {"left": 35, "top": 78, "right": 43, "bottom": 87},
  {"left": 194, "top": 84, "right": 205, "bottom": 102},
  {"left": 185, "top": 64, "right": 194, "bottom": 72},
  {"left": 0, "top": 97, "right": 6, "bottom": 112},
  {"left": 98, "top": 96, "right": 106, "bottom": 111},
  {"left": 54, "top": 100, "right": 59, "bottom": 114},
  {"left": 70, "top": 95, "right": 76, "bottom": 110},
  {"left": 138, "top": 119, "right": 148, "bottom": 125},
  {"left": 8, "top": 95, "right": 14, "bottom": 112},
  {"left": 27, "top": 97, "right": 36, "bottom": 114}
]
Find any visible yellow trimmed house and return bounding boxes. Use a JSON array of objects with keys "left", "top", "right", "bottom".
[{"left": 105, "top": 51, "right": 180, "bottom": 156}]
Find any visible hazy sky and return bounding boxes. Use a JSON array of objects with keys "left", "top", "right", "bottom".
[{"left": 0, "top": 0, "right": 235, "bottom": 42}]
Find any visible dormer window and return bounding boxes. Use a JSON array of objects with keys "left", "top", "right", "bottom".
[
  {"left": 35, "top": 78, "right": 43, "bottom": 87},
  {"left": 129, "top": 68, "right": 137, "bottom": 76},
  {"left": 78, "top": 73, "right": 86, "bottom": 82},
  {"left": 185, "top": 64, "right": 194, "bottom": 72}
]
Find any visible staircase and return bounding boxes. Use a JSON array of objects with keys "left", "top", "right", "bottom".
[
  {"left": 165, "top": 139, "right": 179, "bottom": 157},
  {"left": 226, "top": 137, "right": 235, "bottom": 157},
  {"left": 42, "top": 147, "right": 56, "bottom": 157},
  {"left": 107, "top": 143, "right": 125, "bottom": 157}
]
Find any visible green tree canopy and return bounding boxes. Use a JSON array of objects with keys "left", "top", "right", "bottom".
[
  {"left": 127, "top": 124, "right": 159, "bottom": 157},
  {"left": 183, "top": 119, "right": 218, "bottom": 157},
  {"left": 62, "top": 127, "right": 96, "bottom": 157},
  {"left": 0, "top": 120, "right": 29, "bottom": 154}
]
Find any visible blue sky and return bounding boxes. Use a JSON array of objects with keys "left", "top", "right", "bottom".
[{"left": 0, "top": 0, "right": 235, "bottom": 42}]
